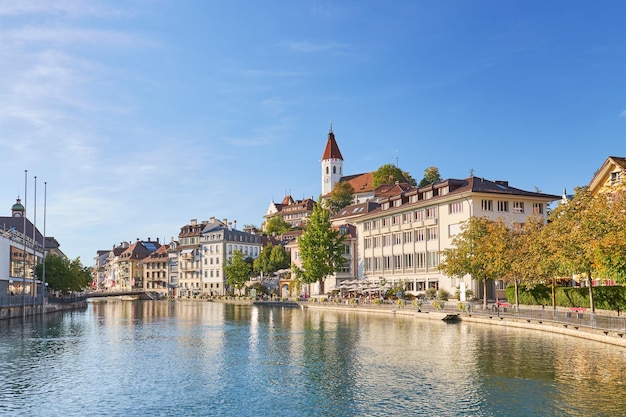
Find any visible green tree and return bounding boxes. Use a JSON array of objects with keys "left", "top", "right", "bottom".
[
  {"left": 265, "top": 216, "right": 293, "bottom": 235},
  {"left": 36, "top": 254, "right": 91, "bottom": 292},
  {"left": 327, "top": 181, "right": 355, "bottom": 215},
  {"left": 440, "top": 216, "right": 495, "bottom": 309},
  {"left": 418, "top": 166, "right": 442, "bottom": 187},
  {"left": 294, "top": 199, "right": 345, "bottom": 292},
  {"left": 546, "top": 187, "right": 612, "bottom": 313},
  {"left": 224, "top": 250, "right": 252, "bottom": 295},
  {"left": 253, "top": 243, "right": 290, "bottom": 278},
  {"left": 372, "top": 164, "right": 417, "bottom": 188}
]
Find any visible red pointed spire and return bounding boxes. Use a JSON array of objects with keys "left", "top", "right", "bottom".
[{"left": 321, "top": 122, "right": 343, "bottom": 160}]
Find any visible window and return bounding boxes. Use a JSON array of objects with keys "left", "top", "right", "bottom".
[
  {"left": 383, "top": 256, "right": 392, "bottom": 270},
  {"left": 364, "top": 221, "right": 371, "bottom": 231},
  {"left": 364, "top": 238, "right": 372, "bottom": 249},
  {"left": 393, "top": 255, "right": 402, "bottom": 269},
  {"left": 497, "top": 201, "right": 509, "bottom": 212},
  {"left": 414, "top": 210, "right": 425, "bottom": 221},
  {"left": 365, "top": 258, "right": 372, "bottom": 271},
  {"left": 404, "top": 253, "right": 414, "bottom": 268},
  {"left": 382, "top": 217, "right": 390, "bottom": 227},
  {"left": 449, "top": 223, "right": 461, "bottom": 237},
  {"left": 416, "top": 252, "right": 426, "bottom": 268},
  {"left": 513, "top": 201, "right": 524, "bottom": 213},
  {"left": 403, "top": 231, "right": 413, "bottom": 243},
  {"left": 449, "top": 202, "right": 463, "bottom": 214},
  {"left": 394, "top": 233, "right": 402, "bottom": 245},
  {"left": 403, "top": 213, "right": 412, "bottom": 224},
  {"left": 482, "top": 199, "right": 493, "bottom": 212},
  {"left": 374, "top": 236, "right": 382, "bottom": 248},
  {"left": 392, "top": 215, "right": 401, "bottom": 225},
  {"left": 374, "top": 257, "right": 381, "bottom": 271},
  {"left": 333, "top": 166, "right": 336, "bottom": 174},
  {"left": 533, "top": 203, "right": 544, "bottom": 214},
  {"left": 373, "top": 219, "right": 381, "bottom": 229},
  {"left": 426, "top": 207, "right": 438, "bottom": 219},
  {"left": 383, "top": 235, "right": 392, "bottom": 247},
  {"left": 427, "top": 227, "right": 438, "bottom": 240},
  {"left": 611, "top": 171, "right": 622, "bottom": 184},
  {"left": 427, "top": 251, "right": 439, "bottom": 267},
  {"left": 424, "top": 191, "right": 433, "bottom": 199},
  {"left": 415, "top": 229, "right": 425, "bottom": 242},
  {"left": 394, "top": 199, "right": 402, "bottom": 207}
]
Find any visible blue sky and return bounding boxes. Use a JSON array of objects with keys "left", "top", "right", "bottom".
[{"left": 1, "top": 1, "right": 625, "bottom": 265}]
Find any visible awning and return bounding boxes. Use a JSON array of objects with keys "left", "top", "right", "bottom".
[{"left": 180, "top": 249, "right": 193, "bottom": 254}]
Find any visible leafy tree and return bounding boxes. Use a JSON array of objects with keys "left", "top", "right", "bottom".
[
  {"left": 327, "top": 181, "right": 355, "bottom": 215},
  {"left": 294, "top": 199, "right": 345, "bottom": 292},
  {"left": 269, "top": 244, "right": 290, "bottom": 271},
  {"left": 372, "top": 164, "right": 417, "bottom": 188},
  {"left": 224, "top": 250, "right": 252, "bottom": 295},
  {"left": 35, "top": 254, "right": 91, "bottom": 292},
  {"left": 440, "top": 216, "right": 496, "bottom": 309},
  {"left": 418, "top": 166, "right": 442, "bottom": 188},
  {"left": 546, "top": 187, "right": 612, "bottom": 312},
  {"left": 592, "top": 190, "right": 626, "bottom": 283},
  {"left": 265, "top": 216, "right": 293, "bottom": 235},
  {"left": 253, "top": 244, "right": 290, "bottom": 278}
]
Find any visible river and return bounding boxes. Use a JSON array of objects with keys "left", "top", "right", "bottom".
[{"left": 1, "top": 300, "right": 625, "bottom": 416}]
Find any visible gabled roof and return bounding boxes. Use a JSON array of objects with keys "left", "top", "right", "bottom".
[
  {"left": 588, "top": 156, "right": 626, "bottom": 194},
  {"left": 374, "top": 182, "right": 413, "bottom": 199},
  {"left": 120, "top": 240, "right": 161, "bottom": 260},
  {"left": 339, "top": 172, "right": 374, "bottom": 194}
]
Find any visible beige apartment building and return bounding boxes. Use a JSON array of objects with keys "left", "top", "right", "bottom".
[{"left": 356, "top": 177, "right": 560, "bottom": 300}]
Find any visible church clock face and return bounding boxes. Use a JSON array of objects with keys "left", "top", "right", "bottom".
[{"left": 324, "top": 176, "right": 330, "bottom": 183}]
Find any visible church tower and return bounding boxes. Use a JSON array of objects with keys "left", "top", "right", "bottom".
[
  {"left": 321, "top": 122, "right": 344, "bottom": 196},
  {"left": 11, "top": 197, "right": 25, "bottom": 218}
]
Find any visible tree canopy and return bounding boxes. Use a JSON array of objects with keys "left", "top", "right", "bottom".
[
  {"left": 36, "top": 254, "right": 91, "bottom": 293},
  {"left": 224, "top": 250, "right": 252, "bottom": 294},
  {"left": 418, "top": 166, "right": 442, "bottom": 188},
  {"left": 327, "top": 181, "right": 355, "bottom": 215},
  {"left": 264, "top": 216, "right": 293, "bottom": 235},
  {"left": 253, "top": 243, "right": 290, "bottom": 277},
  {"left": 372, "top": 164, "right": 416, "bottom": 188},
  {"left": 294, "top": 199, "right": 345, "bottom": 288}
]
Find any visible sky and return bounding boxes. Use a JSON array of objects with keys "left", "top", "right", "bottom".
[{"left": 1, "top": 0, "right": 625, "bottom": 266}]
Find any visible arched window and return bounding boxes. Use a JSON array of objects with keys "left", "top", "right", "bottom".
[
  {"left": 326, "top": 167, "right": 329, "bottom": 174},
  {"left": 333, "top": 166, "right": 336, "bottom": 174}
]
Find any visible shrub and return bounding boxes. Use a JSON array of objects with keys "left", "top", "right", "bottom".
[
  {"left": 425, "top": 288, "right": 437, "bottom": 299},
  {"left": 397, "top": 299, "right": 406, "bottom": 307},
  {"left": 374, "top": 298, "right": 382, "bottom": 305},
  {"left": 432, "top": 299, "right": 445, "bottom": 310},
  {"left": 412, "top": 299, "right": 422, "bottom": 309},
  {"left": 437, "top": 289, "right": 450, "bottom": 301}
]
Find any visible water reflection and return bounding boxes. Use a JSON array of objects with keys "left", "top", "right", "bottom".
[{"left": 1, "top": 301, "right": 625, "bottom": 416}]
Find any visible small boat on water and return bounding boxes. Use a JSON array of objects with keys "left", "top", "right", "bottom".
[{"left": 120, "top": 295, "right": 139, "bottom": 301}]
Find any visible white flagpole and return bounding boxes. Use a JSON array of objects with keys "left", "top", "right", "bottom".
[
  {"left": 42, "top": 182, "right": 47, "bottom": 307},
  {"left": 22, "top": 169, "right": 27, "bottom": 317},
  {"left": 32, "top": 176, "right": 37, "bottom": 308}
]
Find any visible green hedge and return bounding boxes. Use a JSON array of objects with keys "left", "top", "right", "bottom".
[{"left": 506, "top": 285, "right": 626, "bottom": 311}]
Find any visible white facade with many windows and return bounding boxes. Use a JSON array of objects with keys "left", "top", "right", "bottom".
[{"left": 356, "top": 177, "right": 559, "bottom": 299}]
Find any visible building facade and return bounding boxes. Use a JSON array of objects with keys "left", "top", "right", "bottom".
[{"left": 356, "top": 177, "right": 560, "bottom": 299}]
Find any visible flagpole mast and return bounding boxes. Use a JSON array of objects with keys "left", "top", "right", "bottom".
[
  {"left": 22, "top": 169, "right": 27, "bottom": 318},
  {"left": 42, "top": 181, "right": 47, "bottom": 310},
  {"left": 32, "top": 176, "right": 37, "bottom": 308}
]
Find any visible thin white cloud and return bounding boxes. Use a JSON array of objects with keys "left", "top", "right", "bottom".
[
  {"left": 0, "top": 26, "right": 153, "bottom": 48},
  {"left": 620, "top": 110, "right": 626, "bottom": 117},
  {"left": 281, "top": 40, "right": 349, "bottom": 54},
  {"left": 0, "top": 0, "right": 121, "bottom": 17}
]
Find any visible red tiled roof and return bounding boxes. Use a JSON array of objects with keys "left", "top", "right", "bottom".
[
  {"left": 340, "top": 172, "right": 374, "bottom": 193},
  {"left": 321, "top": 131, "right": 343, "bottom": 160}
]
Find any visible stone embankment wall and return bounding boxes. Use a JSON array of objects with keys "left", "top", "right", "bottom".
[{"left": 0, "top": 302, "right": 87, "bottom": 320}]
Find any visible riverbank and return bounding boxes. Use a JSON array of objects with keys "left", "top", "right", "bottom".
[
  {"left": 0, "top": 301, "right": 88, "bottom": 320},
  {"left": 299, "top": 301, "right": 626, "bottom": 348}
]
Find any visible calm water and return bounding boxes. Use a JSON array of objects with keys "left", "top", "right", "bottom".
[{"left": 1, "top": 301, "right": 626, "bottom": 417}]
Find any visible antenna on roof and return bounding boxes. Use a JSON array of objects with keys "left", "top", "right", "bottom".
[
  {"left": 470, "top": 168, "right": 475, "bottom": 177},
  {"left": 329, "top": 118, "right": 333, "bottom": 133}
]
